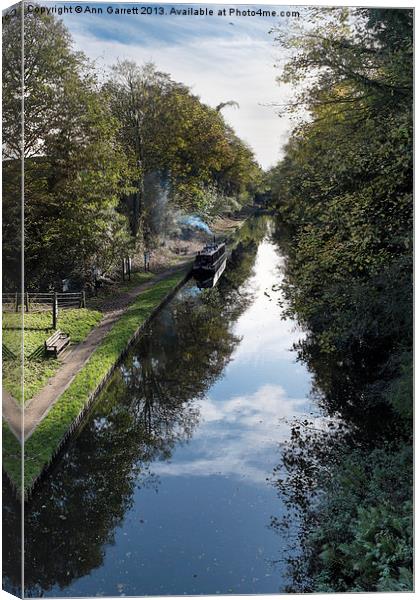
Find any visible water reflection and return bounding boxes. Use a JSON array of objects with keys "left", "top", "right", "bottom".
[
  {"left": 268, "top": 220, "right": 413, "bottom": 592},
  {"left": 3, "top": 218, "right": 314, "bottom": 596},
  {"left": 2, "top": 479, "right": 22, "bottom": 598},
  {"left": 193, "top": 257, "right": 227, "bottom": 289},
  {"left": 270, "top": 222, "right": 405, "bottom": 435},
  {"left": 155, "top": 384, "right": 307, "bottom": 484}
]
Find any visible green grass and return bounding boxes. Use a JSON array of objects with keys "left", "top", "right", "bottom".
[
  {"left": 119, "top": 270, "right": 155, "bottom": 291},
  {"left": 2, "top": 420, "right": 22, "bottom": 492},
  {"left": 3, "top": 270, "right": 186, "bottom": 495},
  {"left": 3, "top": 360, "right": 59, "bottom": 405},
  {"left": 87, "top": 271, "right": 155, "bottom": 311},
  {"left": 2, "top": 308, "right": 102, "bottom": 404}
]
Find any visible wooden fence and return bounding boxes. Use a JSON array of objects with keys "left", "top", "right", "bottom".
[{"left": 2, "top": 291, "right": 86, "bottom": 313}]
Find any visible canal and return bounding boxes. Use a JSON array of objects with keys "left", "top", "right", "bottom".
[{"left": 4, "top": 217, "right": 315, "bottom": 596}]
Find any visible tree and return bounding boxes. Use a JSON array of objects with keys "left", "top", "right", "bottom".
[
  {"left": 2, "top": 10, "right": 135, "bottom": 289},
  {"left": 106, "top": 61, "right": 262, "bottom": 244},
  {"left": 269, "top": 7, "right": 413, "bottom": 592}
]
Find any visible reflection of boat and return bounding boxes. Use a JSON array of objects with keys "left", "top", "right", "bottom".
[
  {"left": 194, "top": 257, "right": 227, "bottom": 289},
  {"left": 192, "top": 240, "right": 227, "bottom": 288}
]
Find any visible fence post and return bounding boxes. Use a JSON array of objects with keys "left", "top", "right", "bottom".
[
  {"left": 15, "top": 292, "right": 18, "bottom": 312},
  {"left": 52, "top": 292, "right": 58, "bottom": 329},
  {"left": 122, "top": 259, "right": 125, "bottom": 281},
  {"left": 25, "top": 292, "right": 29, "bottom": 313},
  {"left": 80, "top": 291, "right": 86, "bottom": 308}
]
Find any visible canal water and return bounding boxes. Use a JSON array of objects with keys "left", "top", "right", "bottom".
[{"left": 4, "top": 218, "right": 314, "bottom": 597}]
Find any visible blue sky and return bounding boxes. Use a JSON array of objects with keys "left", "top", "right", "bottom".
[{"left": 59, "top": 2, "right": 300, "bottom": 169}]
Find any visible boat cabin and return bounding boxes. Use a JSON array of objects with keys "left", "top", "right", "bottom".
[{"left": 194, "top": 242, "right": 226, "bottom": 268}]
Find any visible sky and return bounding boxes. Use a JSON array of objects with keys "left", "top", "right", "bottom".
[{"left": 59, "top": 3, "right": 300, "bottom": 169}]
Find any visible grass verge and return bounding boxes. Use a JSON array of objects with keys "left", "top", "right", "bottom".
[
  {"left": 2, "top": 421, "right": 22, "bottom": 491},
  {"left": 2, "top": 270, "right": 186, "bottom": 496},
  {"left": 2, "top": 308, "right": 102, "bottom": 404}
]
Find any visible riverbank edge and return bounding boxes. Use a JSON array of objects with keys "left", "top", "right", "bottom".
[{"left": 2, "top": 269, "right": 191, "bottom": 500}]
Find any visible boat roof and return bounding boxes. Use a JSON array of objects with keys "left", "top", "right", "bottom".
[{"left": 198, "top": 242, "right": 225, "bottom": 256}]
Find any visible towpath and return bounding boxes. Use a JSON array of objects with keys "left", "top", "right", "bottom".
[{"left": 3, "top": 263, "right": 191, "bottom": 441}]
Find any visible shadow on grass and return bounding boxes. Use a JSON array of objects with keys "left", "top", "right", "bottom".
[{"left": 21, "top": 271, "right": 188, "bottom": 495}]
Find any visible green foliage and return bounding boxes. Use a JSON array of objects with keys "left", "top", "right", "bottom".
[
  {"left": 272, "top": 8, "right": 412, "bottom": 114},
  {"left": 310, "top": 445, "right": 413, "bottom": 592},
  {"left": 106, "top": 60, "right": 262, "bottom": 237},
  {"left": 272, "top": 419, "right": 413, "bottom": 593},
  {"left": 385, "top": 352, "right": 413, "bottom": 423},
  {"left": 3, "top": 12, "right": 261, "bottom": 291},
  {"left": 269, "top": 7, "right": 413, "bottom": 593},
  {"left": 270, "top": 7, "right": 412, "bottom": 416},
  {"left": 2, "top": 10, "right": 137, "bottom": 290}
]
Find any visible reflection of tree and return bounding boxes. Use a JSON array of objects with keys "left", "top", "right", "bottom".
[
  {"left": 269, "top": 220, "right": 413, "bottom": 593},
  {"left": 2, "top": 219, "right": 267, "bottom": 596},
  {"left": 270, "top": 417, "right": 413, "bottom": 593},
  {"left": 21, "top": 388, "right": 178, "bottom": 596},
  {"left": 19, "top": 331, "right": 204, "bottom": 596},
  {"left": 271, "top": 218, "right": 408, "bottom": 436},
  {"left": 268, "top": 416, "right": 349, "bottom": 589},
  {"left": 293, "top": 339, "right": 403, "bottom": 438}
]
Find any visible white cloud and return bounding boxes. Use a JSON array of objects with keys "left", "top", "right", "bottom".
[{"left": 62, "top": 10, "right": 294, "bottom": 169}]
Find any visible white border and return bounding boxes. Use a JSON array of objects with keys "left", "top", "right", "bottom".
[{"left": 0, "top": 1, "right": 416, "bottom": 600}]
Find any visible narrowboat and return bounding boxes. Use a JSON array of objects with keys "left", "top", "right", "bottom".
[{"left": 192, "top": 240, "right": 227, "bottom": 288}]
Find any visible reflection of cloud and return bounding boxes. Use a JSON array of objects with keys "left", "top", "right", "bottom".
[
  {"left": 154, "top": 383, "right": 307, "bottom": 484},
  {"left": 200, "top": 384, "right": 304, "bottom": 425},
  {"left": 152, "top": 237, "right": 312, "bottom": 484}
]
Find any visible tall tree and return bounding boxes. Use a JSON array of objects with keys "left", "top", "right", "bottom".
[
  {"left": 3, "top": 10, "right": 135, "bottom": 289},
  {"left": 105, "top": 61, "right": 261, "bottom": 243}
]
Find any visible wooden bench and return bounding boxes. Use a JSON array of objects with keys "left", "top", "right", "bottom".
[{"left": 45, "top": 330, "right": 70, "bottom": 357}]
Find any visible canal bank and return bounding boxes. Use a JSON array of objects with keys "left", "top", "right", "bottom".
[
  {"left": 3, "top": 214, "right": 253, "bottom": 499},
  {"left": 3, "top": 217, "right": 315, "bottom": 596},
  {"left": 3, "top": 268, "right": 191, "bottom": 499}
]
